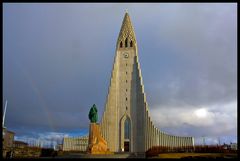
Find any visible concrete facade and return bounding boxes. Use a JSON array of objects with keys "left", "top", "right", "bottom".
[
  {"left": 100, "top": 12, "right": 194, "bottom": 153},
  {"left": 62, "top": 136, "right": 88, "bottom": 151}
]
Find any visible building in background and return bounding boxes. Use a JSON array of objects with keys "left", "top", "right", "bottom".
[
  {"left": 2, "top": 127, "right": 15, "bottom": 158},
  {"left": 56, "top": 144, "right": 63, "bottom": 151},
  {"left": 14, "top": 140, "right": 28, "bottom": 148},
  {"left": 3, "top": 127, "right": 15, "bottom": 149},
  {"left": 230, "top": 143, "right": 237, "bottom": 150},
  {"left": 62, "top": 136, "right": 88, "bottom": 151}
]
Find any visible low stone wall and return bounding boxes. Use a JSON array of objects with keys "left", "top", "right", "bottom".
[
  {"left": 2, "top": 147, "right": 49, "bottom": 158},
  {"left": 13, "top": 147, "right": 41, "bottom": 158}
]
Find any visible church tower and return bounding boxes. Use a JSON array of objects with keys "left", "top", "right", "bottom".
[{"left": 100, "top": 12, "right": 194, "bottom": 153}]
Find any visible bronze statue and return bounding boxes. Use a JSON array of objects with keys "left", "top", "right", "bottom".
[{"left": 88, "top": 104, "right": 98, "bottom": 123}]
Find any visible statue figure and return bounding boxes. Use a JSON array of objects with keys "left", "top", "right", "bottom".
[
  {"left": 88, "top": 104, "right": 98, "bottom": 123},
  {"left": 87, "top": 104, "right": 109, "bottom": 154}
]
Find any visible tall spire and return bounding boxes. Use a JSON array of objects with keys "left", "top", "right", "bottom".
[{"left": 117, "top": 12, "right": 136, "bottom": 46}]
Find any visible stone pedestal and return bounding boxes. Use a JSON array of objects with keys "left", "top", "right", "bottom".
[{"left": 87, "top": 123, "right": 109, "bottom": 154}]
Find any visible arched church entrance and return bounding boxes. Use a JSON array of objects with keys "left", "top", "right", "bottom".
[
  {"left": 120, "top": 114, "right": 131, "bottom": 152},
  {"left": 124, "top": 117, "right": 130, "bottom": 152}
]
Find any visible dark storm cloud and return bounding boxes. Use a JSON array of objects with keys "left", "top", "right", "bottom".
[
  {"left": 3, "top": 4, "right": 120, "bottom": 131},
  {"left": 3, "top": 3, "right": 237, "bottom": 143},
  {"left": 138, "top": 3, "right": 237, "bottom": 108}
]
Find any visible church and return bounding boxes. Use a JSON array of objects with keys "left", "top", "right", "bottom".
[{"left": 99, "top": 12, "right": 194, "bottom": 153}]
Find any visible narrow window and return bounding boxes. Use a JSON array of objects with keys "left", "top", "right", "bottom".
[
  {"left": 125, "top": 38, "right": 128, "bottom": 47},
  {"left": 120, "top": 41, "right": 123, "bottom": 48},
  {"left": 126, "top": 106, "right": 128, "bottom": 110},
  {"left": 124, "top": 117, "right": 130, "bottom": 139},
  {"left": 126, "top": 97, "right": 128, "bottom": 101},
  {"left": 130, "top": 41, "right": 133, "bottom": 47},
  {"left": 126, "top": 71, "right": 127, "bottom": 75},
  {"left": 126, "top": 80, "right": 127, "bottom": 83},
  {"left": 126, "top": 63, "right": 127, "bottom": 66},
  {"left": 126, "top": 89, "right": 127, "bottom": 92}
]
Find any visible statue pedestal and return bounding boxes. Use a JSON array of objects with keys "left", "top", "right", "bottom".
[{"left": 87, "top": 123, "right": 109, "bottom": 154}]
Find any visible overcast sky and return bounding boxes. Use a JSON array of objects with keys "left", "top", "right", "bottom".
[{"left": 3, "top": 3, "right": 237, "bottom": 146}]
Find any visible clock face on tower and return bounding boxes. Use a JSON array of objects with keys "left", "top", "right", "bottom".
[{"left": 124, "top": 53, "right": 129, "bottom": 58}]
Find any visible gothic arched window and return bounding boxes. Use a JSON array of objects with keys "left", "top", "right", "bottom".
[
  {"left": 120, "top": 41, "right": 123, "bottom": 48},
  {"left": 124, "top": 117, "right": 130, "bottom": 139},
  {"left": 130, "top": 41, "right": 133, "bottom": 47},
  {"left": 125, "top": 38, "right": 128, "bottom": 47}
]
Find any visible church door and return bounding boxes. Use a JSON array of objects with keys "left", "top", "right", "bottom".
[{"left": 124, "top": 117, "right": 130, "bottom": 152}]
